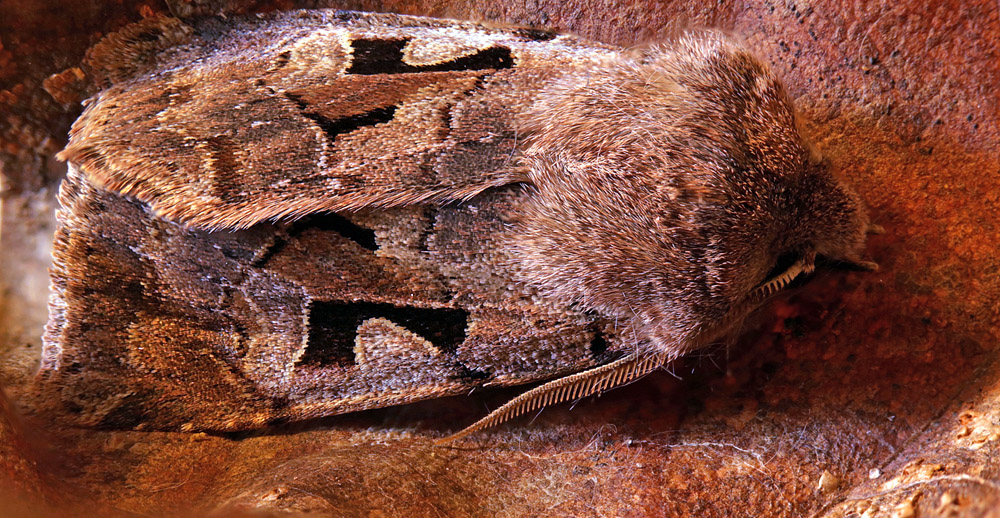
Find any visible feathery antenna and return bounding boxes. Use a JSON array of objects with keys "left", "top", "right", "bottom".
[
  {"left": 747, "top": 251, "right": 815, "bottom": 304},
  {"left": 439, "top": 351, "right": 669, "bottom": 443},
  {"left": 439, "top": 253, "right": 820, "bottom": 443}
]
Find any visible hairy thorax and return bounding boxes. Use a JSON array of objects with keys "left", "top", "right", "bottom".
[{"left": 509, "top": 31, "right": 870, "bottom": 355}]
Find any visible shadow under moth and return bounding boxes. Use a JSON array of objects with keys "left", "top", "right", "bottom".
[{"left": 32, "top": 10, "right": 875, "bottom": 437}]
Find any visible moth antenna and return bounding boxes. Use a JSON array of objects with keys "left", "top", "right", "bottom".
[
  {"left": 438, "top": 351, "right": 669, "bottom": 443},
  {"left": 748, "top": 252, "right": 816, "bottom": 303}
]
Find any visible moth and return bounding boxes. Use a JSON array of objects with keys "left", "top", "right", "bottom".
[{"left": 32, "top": 10, "right": 876, "bottom": 438}]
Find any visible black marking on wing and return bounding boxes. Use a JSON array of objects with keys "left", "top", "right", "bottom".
[
  {"left": 96, "top": 393, "right": 149, "bottom": 429},
  {"left": 302, "top": 213, "right": 378, "bottom": 251},
  {"left": 452, "top": 363, "right": 492, "bottom": 383},
  {"left": 286, "top": 92, "right": 397, "bottom": 143},
  {"left": 251, "top": 214, "right": 377, "bottom": 267},
  {"left": 512, "top": 28, "right": 557, "bottom": 41},
  {"left": 589, "top": 329, "right": 609, "bottom": 358},
  {"left": 300, "top": 301, "right": 470, "bottom": 368},
  {"left": 346, "top": 38, "right": 514, "bottom": 75},
  {"left": 251, "top": 234, "right": 286, "bottom": 268},
  {"left": 416, "top": 207, "right": 437, "bottom": 254}
]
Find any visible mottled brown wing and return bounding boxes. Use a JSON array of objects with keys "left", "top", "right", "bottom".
[
  {"left": 31, "top": 164, "right": 626, "bottom": 431},
  {"left": 35, "top": 11, "right": 629, "bottom": 431},
  {"left": 57, "top": 11, "right": 616, "bottom": 230}
]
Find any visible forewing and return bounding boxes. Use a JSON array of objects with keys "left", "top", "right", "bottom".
[{"left": 58, "top": 11, "right": 616, "bottom": 230}]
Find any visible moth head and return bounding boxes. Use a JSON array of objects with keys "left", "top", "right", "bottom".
[
  {"left": 512, "top": 30, "right": 874, "bottom": 355},
  {"left": 793, "top": 158, "right": 873, "bottom": 268}
]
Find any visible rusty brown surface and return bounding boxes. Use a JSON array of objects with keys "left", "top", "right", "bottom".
[{"left": 1, "top": 0, "right": 998, "bottom": 516}]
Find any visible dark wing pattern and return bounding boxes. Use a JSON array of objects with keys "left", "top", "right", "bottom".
[
  {"left": 35, "top": 11, "right": 630, "bottom": 430},
  {"left": 58, "top": 11, "right": 616, "bottom": 230}
]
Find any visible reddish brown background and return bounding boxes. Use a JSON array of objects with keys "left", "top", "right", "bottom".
[{"left": 1, "top": 0, "right": 998, "bottom": 516}]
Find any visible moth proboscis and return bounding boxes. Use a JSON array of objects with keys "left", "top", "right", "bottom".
[{"left": 32, "top": 10, "right": 877, "bottom": 439}]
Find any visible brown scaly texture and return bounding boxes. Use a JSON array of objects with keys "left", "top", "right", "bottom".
[
  {"left": 57, "top": 11, "right": 619, "bottom": 230},
  {"left": 2, "top": 0, "right": 998, "bottom": 516},
  {"left": 33, "top": 11, "right": 871, "bottom": 434},
  {"left": 35, "top": 164, "right": 616, "bottom": 430},
  {"left": 34, "top": 12, "right": 649, "bottom": 431}
]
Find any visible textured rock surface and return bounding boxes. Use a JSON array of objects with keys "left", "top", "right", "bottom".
[{"left": 1, "top": 0, "right": 998, "bottom": 516}]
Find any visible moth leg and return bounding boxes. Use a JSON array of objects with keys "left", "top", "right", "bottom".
[
  {"left": 844, "top": 259, "right": 880, "bottom": 271},
  {"left": 848, "top": 224, "right": 882, "bottom": 270},
  {"left": 437, "top": 352, "right": 669, "bottom": 443}
]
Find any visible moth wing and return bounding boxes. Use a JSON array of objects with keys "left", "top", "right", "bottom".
[
  {"left": 33, "top": 167, "right": 623, "bottom": 430},
  {"left": 57, "top": 13, "right": 603, "bottom": 230}
]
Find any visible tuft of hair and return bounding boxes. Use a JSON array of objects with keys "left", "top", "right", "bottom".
[{"left": 509, "top": 30, "right": 870, "bottom": 359}]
